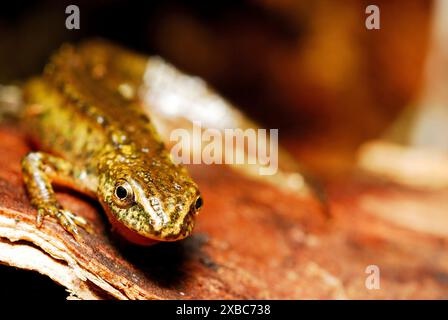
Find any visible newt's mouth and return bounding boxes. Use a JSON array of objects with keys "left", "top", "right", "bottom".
[
  {"left": 152, "top": 209, "right": 195, "bottom": 242},
  {"left": 102, "top": 201, "right": 196, "bottom": 245},
  {"left": 170, "top": 208, "right": 196, "bottom": 241},
  {"left": 106, "top": 211, "right": 159, "bottom": 246}
]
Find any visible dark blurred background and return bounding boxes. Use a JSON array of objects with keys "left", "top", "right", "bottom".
[
  {"left": 0, "top": 0, "right": 434, "bottom": 298},
  {"left": 0, "top": 1, "right": 433, "bottom": 172}
]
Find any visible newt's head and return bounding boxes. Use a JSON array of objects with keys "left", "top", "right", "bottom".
[{"left": 97, "top": 149, "right": 202, "bottom": 245}]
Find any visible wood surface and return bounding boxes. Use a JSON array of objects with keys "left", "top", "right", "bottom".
[{"left": 0, "top": 125, "right": 447, "bottom": 299}]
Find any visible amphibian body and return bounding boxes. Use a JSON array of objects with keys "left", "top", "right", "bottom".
[{"left": 21, "top": 40, "right": 203, "bottom": 245}]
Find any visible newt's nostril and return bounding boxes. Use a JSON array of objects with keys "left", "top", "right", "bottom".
[{"left": 195, "top": 196, "right": 203, "bottom": 211}]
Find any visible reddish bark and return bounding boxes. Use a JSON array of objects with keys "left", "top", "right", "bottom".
[{"left": 0, "top": 126, "right": 447, "bottom": 299}]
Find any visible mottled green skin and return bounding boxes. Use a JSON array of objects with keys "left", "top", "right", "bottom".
[{"left": 21, "top": 41, "right": 201, "bottom": 243}]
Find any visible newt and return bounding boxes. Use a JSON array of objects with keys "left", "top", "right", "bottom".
[
  {"left": 21, "top": 40, "right": 203, "bottom": 245},
  {"left": 1, "top": 39, "right": 325, "bottom": 245}
]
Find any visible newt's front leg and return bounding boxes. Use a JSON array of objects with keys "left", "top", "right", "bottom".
[{"left": 21, "top": 152, "right": 95, "bottom": 240}]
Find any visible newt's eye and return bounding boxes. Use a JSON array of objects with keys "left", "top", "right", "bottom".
[
  {"left": 194, "top": 196, "right": 203, "bottom": 211},
  {"left": 113, "top": 180, "right": 134, "bottom": 207}
]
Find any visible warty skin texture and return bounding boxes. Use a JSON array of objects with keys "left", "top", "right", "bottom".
[{"left": 21, "top": 41, "right": 202, "bottom": 245}]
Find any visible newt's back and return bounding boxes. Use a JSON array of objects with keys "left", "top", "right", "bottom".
[{"left": 21, "top": 41, "right": 203, "bottom": 244}]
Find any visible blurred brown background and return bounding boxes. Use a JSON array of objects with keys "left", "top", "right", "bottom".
[{"left": 0, "top": 0, "right": 433, "bottom": 176}]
